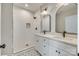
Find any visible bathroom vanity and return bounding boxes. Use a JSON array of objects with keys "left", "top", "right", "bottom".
[
  {"left": 33, "top": 3, "right": 77, "bottom": 56},
  {"left": 34, "top": 33, "right": 77, "bottom": 56}
]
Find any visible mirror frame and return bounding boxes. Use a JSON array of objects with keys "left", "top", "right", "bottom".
[{"left": 41, "top": 15, "right": 51, "bottom": 32}]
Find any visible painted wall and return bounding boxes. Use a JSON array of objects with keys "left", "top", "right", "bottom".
[
  {"left": 1, "top": 3, "right": 13, "bottom": 55},
  {"left": 13, "top": 6, "right": 34, "bottom": 53}
]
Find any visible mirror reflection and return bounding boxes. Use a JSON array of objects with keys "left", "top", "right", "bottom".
[{"left": 56, "top": 3, "right": 77, "bottom": 34}]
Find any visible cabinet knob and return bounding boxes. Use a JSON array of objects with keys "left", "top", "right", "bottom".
[
  {"left": 58, "top": 52, "right": 60, "bottom": 54},
  {"left": 56, "top": 50, "right": 57, "bottom": 52},
  {"left": 44, "top": 45, "right": 46, "bottom": 47}
]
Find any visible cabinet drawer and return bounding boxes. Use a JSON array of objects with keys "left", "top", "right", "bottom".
[
  {"left": 49, "top": 46, "right": 73, "bottom": 56},
  {"left": 49, "top": 39, "right": 77, "bottom": 55},
  {"left": 59, "top": 49, "right": 73, "bottom": 56},
  {"left": 49, "top": 47, "right": 59, "bottom": 56}
]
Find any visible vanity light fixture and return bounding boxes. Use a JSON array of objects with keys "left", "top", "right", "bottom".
[
  {"left": 25, "top": 4, "right": 28, "bottom": 7},
  {"left": 63, "top": 3, "right": 69, "bottom": 6},
  {"left": 33, "top": 16, "right": 36, "bottom": 19},
  {"left": 41, "top": 8, "right": 48, "bottom": 16}
]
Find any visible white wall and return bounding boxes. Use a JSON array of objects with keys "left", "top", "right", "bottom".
[{"left": 13, "top": 6, "right": 34, "bottom": 53}]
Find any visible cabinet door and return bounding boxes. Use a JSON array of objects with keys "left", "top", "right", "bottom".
[
  {"left": 49, "top": 46, "right": 72, "bottom": 56},
  {"left": 34, "top": 36, "right": 38, "bottom": 46},
  {"left": 35, "top": 36, "right": 49, "bottom": 56},
  {"left": 38, "top": 37, "right": 49, "bottom": 55},
  {"left": 49, "top": 46, "right": 59, "bottom": 56},
  {"left": 35, "top": 36, "right": 40, "bottom": 51},
  {"left": 58, "top": 49, "right": 72, "bottom": 56},
  {"left": 35, "top": 36, "right": 45, "bottom": 54},
  {"left": 49, "top": 39, "right": 77, "bottom": 55}
]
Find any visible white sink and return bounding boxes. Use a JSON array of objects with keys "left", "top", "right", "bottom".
[
  {"left": 44, "top": 34, "right": 63, "bottom": 39},
  {"left": 53, "top": 36, "right": 63, "bottom": 39},
  {"left": 45, "top": 34, "right": 55, "bottom": 37}
]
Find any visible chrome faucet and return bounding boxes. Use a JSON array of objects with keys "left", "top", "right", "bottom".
[
  {"left": 63, "top": 31, "right": 66, "bottom": 38},
  {"left": 43, "top": 30, "right": 46, "bottom": 34}
]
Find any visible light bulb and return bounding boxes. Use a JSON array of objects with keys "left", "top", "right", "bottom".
[
  {"left": 25, "top": 4, "right": 28, "bottom": 7},
  {"left": 63, "top": 3, "right": 69, "bottom": 6},
  {"left": 41, "top": 10, "right": 48, "bottom": 15}
]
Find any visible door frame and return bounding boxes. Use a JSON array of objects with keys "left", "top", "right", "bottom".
[{"left": 0, "top": 3, "right": 1, "bottom": 56}]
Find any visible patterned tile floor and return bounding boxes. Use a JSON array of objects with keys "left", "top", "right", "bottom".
[{"left": 4, "top": 47, "right": 40, "bottom": 56}]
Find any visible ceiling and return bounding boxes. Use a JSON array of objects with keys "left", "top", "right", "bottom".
[
  {"left": 14, "top": 3, "right": 45, "bottom": 13},
  {"left": 57, "top": 3, "right": 77, "bottom": 14},
  {"left": 14, "top": 3, "right": 57, "bottom": 13},
  {"left": 14, "top": 3, "right": 77, "bottom": 14}
]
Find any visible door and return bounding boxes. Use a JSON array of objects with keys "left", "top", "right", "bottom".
[{"left": 0, "top": 3, "right": 1, "bottom": 55}]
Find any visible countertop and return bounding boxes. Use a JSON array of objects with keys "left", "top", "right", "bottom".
[{"left": 34, "top": 33, "right": 77, "bottom": 46}]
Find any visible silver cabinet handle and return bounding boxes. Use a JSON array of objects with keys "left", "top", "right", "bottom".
[{"left": 56, "top": 50, "right": 58, "bottom": 52}]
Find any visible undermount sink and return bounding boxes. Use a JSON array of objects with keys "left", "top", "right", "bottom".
[
  {"left": 54, "top": 36, "right": 76, "bottom": 40},
  {"left": 64, "top": 37, "right": 76, "bottom": 40},
  {"left": 53, "top": 36, "right": 63, "bottom": 39},
  {"left": 44, "top": 34, "right": 55, "bottom": 37},
  {"left": 40, "top": 33, "right": 76, "bottom": 41}
]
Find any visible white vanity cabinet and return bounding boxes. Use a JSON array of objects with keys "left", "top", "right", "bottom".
[
  {"left": 49, "top": 39, "right": 77, "bottom": 56},
  {"left": 49, "top": 43, "right": 73, "bottom": 56},
  {"left": 49, "top": 46, "right": 59, "bottom": 56},
  {"left": 35, "top": 35, "right": 49, "bottom": 56},
  {"left": 34, "top": 34, "right": 77, "bottom": 56}
]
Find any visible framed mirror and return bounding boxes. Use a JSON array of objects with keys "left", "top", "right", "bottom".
[
  {"left": 56, "top": 3, "right": 77, "bottom": 34},
  {"left": 41, "top": 15, "right": 51, "bottom": 32}
]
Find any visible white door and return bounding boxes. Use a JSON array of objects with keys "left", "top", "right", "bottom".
[{"left": 0, "top": 3, "right": 1, "bottom": 55}]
